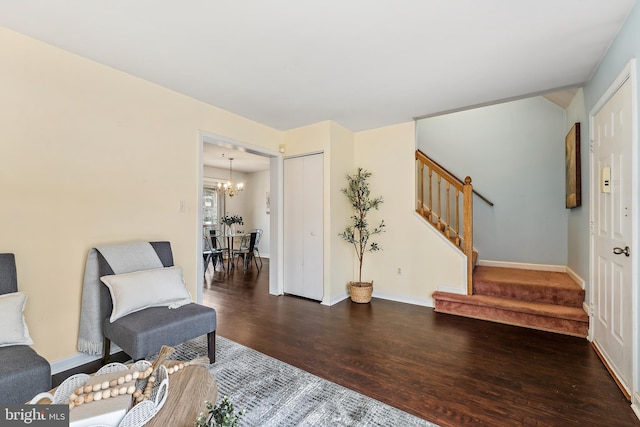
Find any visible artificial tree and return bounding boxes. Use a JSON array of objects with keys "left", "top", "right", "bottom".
[{"left": 339, "top": 168, "right": 385, "bottom": 301}]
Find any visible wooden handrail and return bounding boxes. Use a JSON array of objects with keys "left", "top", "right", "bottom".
[
  {"left": 415, "top": 150, "right": 494, "bottom": 207},
  {"left": 463, "top": 177, "right": 473, "bottom": 295},
  {"left": 415, "top": 150, "right": 475, "bottom": 294}
]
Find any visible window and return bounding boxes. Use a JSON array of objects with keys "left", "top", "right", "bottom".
[{"left": 203, "top": 187, "right": 219, "bottom": 236}]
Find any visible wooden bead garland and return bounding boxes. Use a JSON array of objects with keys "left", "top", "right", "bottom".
[
  {"left": 67, "top": 367, "right": 152, "bottom": 409},
  {"left": 66, "top": 344, "right": 208, "bottom": 411}
]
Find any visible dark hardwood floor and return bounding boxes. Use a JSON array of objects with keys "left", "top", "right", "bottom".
[{"left": 203, "top": 259, "right": 639, "bottom": 427}]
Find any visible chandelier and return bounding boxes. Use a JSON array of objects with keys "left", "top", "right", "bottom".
[{"left": 217, "top": 157, "right": 244, "bottom": 197}]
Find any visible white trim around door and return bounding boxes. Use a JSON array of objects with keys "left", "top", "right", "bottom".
[
  {"left": 589, "top": 58, "right": 638, "bottom": 413},
  {"left": 197, "top": 131, "right": 284, "bottom": 297}
]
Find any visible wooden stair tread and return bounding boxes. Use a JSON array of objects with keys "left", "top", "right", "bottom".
[
  {"left": 432, "top": 291, "right": 588, "bottom": 322},
  {"left": 473, "top": 266, "right": 581, "bottom": 290},
  {"left": 433, "top": 261, "right": 588, "bottom": 337},
  {"left": 472, "top": 266, "right": 584, "bottom": 308}
]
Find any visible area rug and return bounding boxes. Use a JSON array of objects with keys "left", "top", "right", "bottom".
[{"left": 165, "top": 335, "right": 438, "bottom": 427}]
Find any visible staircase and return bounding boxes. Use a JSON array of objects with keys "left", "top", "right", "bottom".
[
  {"left": 415, "top": 149, "right": 589, "bottom": 337},
  {"left": 433, "top": 266, "right": 589, "bottom": 337}
]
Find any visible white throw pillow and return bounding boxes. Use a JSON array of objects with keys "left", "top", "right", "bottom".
[
  {"left": 0, "top": 291, "right": 34, "bottom": 347},
  {"left": 100, "top": 266, "right": 192, "bottom": 323}
]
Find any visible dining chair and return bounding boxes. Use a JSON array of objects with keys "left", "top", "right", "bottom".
[
  {"left": 232, "top": 232, "right": 260, "bottom": 271},
  {"left": 237, "top": 233, "right": 250, "bottom": 251},
  {"left": 209, "top": 230, "right": 227, "bottom": 272},
  {"left": 249, "top": 228, "right": 264, "bottom": 268},
  {"left": 202, "top": 234, "right": 215, "bottom": 275}
]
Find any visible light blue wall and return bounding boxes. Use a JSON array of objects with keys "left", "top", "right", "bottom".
[
  {"left": 580, "top": 1, "right": 640, "bottom": 401},
  {"left": 565, "top": 89, "right": 588, "bottom": 283},
  {"left": 416, "top": 97, "right": 568, "bottom": 265},
  {"left": 580, "top": 3, "right": 640, "bottom": 299},
  {"left": 584, "top": 4, "right": 640, "bottom": 114}
]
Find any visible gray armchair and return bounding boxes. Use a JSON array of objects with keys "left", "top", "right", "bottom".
[
  {"left": 99, "top": 242, "right": 217, "bottom": 364},
  {"left": 0, "top": 253, "right": 51, "bottom": 403}
]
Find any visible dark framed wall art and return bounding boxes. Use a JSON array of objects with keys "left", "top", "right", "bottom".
[{"left": 565, "top": 122, "right": 581, "bottom": 208}]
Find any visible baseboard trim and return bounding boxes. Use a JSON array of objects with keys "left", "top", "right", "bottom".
[
  {"left": 437, "top": 285, "right": 466, "bottom": 295},
  {"left": 566, "top": 266, "right": 585, "bottom": 288},
  {"left": 477, "top": 260, "right": 566, "bottom": 272},
  {"left": 632, "top": 393, "right": 640, "bottom": 421},
  {"left": 324, "top": 290, "right": 433, "bottom": 308},
  {"left": 50, "top": 344, "right": 123, "bottom": 375},
  {"left": 583, "top": 301, "right": 591, "bottom": 316},
  {"left": 372, "top": 290, "right": 434, "bottom": 308},
  {"left": 591, "top": 341, "right": 631, "bottom": 401},
  {"left": 323, "top": 292, "right": 349, "bottom": 306}
]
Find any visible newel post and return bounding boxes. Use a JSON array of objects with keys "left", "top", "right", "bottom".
[
  {"left": 463, "top": 176, "right": 473, "bottom": 295},
  {"left": 419, "top": 161, "right": 425, "bottom": 215}
]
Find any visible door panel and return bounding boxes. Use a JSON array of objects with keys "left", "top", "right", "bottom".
[
  {"left": 302, "top": 153, "right": 324, "bottom": 300},
  {"left": 283, "top": 157, "right": 305, "bottom": 297},
  {"left": 283, "top": 153, "right": 324, "bottom": 301},
  {"left": 592, "top": 77, "right": 633, "bottom": 393}
]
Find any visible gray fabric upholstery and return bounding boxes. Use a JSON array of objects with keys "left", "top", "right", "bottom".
[
  {"left": 103, "top": 304, "right": 216, "bottom": 360},
  {"left": 0, "top": 253, "right": 18, "bottom": 294},
  {"left": 0, "top": 253, "right": 51, "bottom": 404},
  {"left": 98, "top": 242, "right": 216, "bottom": 361},
  {"left": 0, "top": 346, "right": 51, "bottom": 404}
]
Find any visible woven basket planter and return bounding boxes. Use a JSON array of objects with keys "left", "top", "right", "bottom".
[{"left": 349, "top": 281, "right": 373, "bottom": 303}]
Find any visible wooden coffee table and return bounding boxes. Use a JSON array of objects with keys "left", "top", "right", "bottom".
[
  {"left": 146, "top": 365, "right": 218, "bottom": 427},
  {"left": 36, "top": 364, "right": 217, "bottom": 426}
]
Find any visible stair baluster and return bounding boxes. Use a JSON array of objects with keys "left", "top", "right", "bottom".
[{"left": 415, "top": 150, "right": 474, "bottom": 294}]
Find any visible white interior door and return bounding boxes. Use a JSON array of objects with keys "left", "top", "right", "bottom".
[
  {"left": 592, "top": 77, "right": 633, "bottom": 394},
  {"left": 283, "top": 156, "right": 305, "bottom": 297},
  {"left": 283, "top": 153, "right": 324, "bottom": 301},
  {"left": 302, "top": 153, "right": 324, "bottom": 300}
]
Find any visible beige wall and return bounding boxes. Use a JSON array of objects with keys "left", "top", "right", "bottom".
[
  {"left": 203, "top": 165, "right": 251, "bottom": 226},
  {"left": 565, "top": 88, "right": 589, "bottom": 291},
  {"left": 279, "top": 120, "right": 463, "bottom": 305},
  {"left": 328, "top": 122, "right": 356, "bottom": 303},
  {"left": 282, "top": 121, "right": 331, "bottom": 155},
  {"left": 282, "top": 121, "right": 355, "bottom": 304},
  {"left": 245, "top": 169, "right": 272, "bottom": 258},
  {"left": 1, "top": 27, "right": 466, "bottom": 367},
  {"left": 355, "top": 122, "right": 466, "bottom": 304},
  {"left": 0, "top": 28, "right": 281, "bottom": 361}
]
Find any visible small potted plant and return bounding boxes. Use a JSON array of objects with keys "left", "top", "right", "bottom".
[
  {"left": 339, "top": 168, "right": 385, "bottom": 303},
  {"left": 195, "top": 396, "right": 244, "bottom": 427},
  {"left": 220, "top": 215, "right": 244, "bottom": 235}
]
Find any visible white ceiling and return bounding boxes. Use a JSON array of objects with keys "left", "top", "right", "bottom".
[
  {"left": 203, "top": 144, "right": 270, "bottom": 172},
  {"left": 0, "top": 1, "right": 635, "bottom": 135}
]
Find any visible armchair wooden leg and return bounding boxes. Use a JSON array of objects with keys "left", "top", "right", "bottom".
[
  {"left": 207, "top": 331, "right": 216, "bottom": 363},
  {"left": 102, "top": 338, "right": 111, "bottom": 365}
]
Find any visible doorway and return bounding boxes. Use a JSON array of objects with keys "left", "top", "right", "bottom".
[
  {"left": 283, "top": 153, "right": 324, "bottom": 301},
  {"left": 590, "top": 60, "right": 637, "bottom": 399},
  {"left": 198, "top": 132, "right": 283, "bottom": 299}
]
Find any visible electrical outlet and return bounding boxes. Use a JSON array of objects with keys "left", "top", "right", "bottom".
[{"left": 397, "top": 267, "right": 402, "bottom": 275}]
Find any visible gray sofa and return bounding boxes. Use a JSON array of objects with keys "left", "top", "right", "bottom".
[
  {"left": 0, "top": 253, "right": 51, "bottom": 404},
  {"left": 99, "top": 241, "right": 217, "bottom": 363}
]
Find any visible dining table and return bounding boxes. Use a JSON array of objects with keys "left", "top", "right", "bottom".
[{"left": 224, "top": 232, "right": 247, "bottom": 270}]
